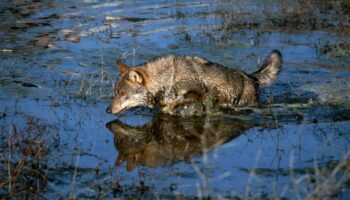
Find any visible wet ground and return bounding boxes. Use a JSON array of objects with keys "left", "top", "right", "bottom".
[{"left": 1, "top": 0, "right": 350, "bottom": 199}]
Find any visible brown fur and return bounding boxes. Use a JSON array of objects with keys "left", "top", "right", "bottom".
[{"left": 106, "top": 50, "right": 282, "bottom": 115}]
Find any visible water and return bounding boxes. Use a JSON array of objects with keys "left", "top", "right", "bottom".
[{"left": 0, "top": 0, "right": 350, "bottom": 199}]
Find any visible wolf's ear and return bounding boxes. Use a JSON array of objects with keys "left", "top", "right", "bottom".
[
  {"left": 116, "top": 60, "right": 130, "bottom": 73},
  {"left": 128, "top": 70, "right": 143, "bottom": 84}
]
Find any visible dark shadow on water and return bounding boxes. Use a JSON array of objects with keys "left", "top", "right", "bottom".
[{"left": 106, "top": 116, "right": 253, "bottom": 171}]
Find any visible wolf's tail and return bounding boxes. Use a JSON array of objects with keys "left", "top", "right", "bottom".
[{"left": 251, "top": 50, "right": 282, "bottom": 86}]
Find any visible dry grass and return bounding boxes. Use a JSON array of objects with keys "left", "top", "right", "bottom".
[
  {"left": 0, "top": 117, "right": 58, "bottom": 199},
  {"left": 185, "top": 0, "right": 350, "bottom": 42},
  {"left": 76, "top": 56, "right": 114, "bottom": 100}
]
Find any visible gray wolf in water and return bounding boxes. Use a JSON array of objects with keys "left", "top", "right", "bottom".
[{"left": 106, "top": 50, "right": 282, "bottom": 115}]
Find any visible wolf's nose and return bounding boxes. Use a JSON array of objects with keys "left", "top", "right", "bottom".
[
  {"left": 105, "top": 121, "right": 112, "bottom": 129},
  {"left": 106, "top": 106, "right": 111, "bottom": 114}
]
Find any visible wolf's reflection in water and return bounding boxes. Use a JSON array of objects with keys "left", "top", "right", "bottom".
[{"left": 106, "top": 117, "right": 253, "bottom": 171}]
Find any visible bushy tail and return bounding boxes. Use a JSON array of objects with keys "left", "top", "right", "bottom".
[{"left": 251, "top": 50, "right": 282, "bottom": 86}]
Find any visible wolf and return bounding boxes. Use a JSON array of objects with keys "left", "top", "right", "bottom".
[{"left": 106, "top": 50, "right": 282, "bottom": 115}]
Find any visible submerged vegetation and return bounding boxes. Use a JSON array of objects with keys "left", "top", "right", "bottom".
[
  {"left": 320, "top": 41, "right": 350, "bottom": 59},
  {"left": 0, "top": 0, "right": 350, "bottom": 199}
]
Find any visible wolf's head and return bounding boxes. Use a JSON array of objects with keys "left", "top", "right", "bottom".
[{"left": 106, "top": 61, "right": 153, "bottom": 114}]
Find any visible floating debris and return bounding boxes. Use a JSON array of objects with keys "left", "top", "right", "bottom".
[
  {"left": 33, "top": 33, "right": 51, "bottom": 47},
  {"left": 50, "top": 102, "right": 60, "bottom": 107},
  {"left": 63, "top": 69, "right": 80, "bottom": 76},
  {"left": 0, "top": 113, "right": 6, "bottom": 119},
  {"left": 0, "top": 79, "right": 39, "bottom": 88},
  {"left": 64, "top": 34, "right": 80, "bottom": 43},
  {"left": 105, "top": 16, "right": 148, "bottom": 22},
  {"left": 39, "top": 13, "right": 60, "bottom": 20},
  {"left": 13, "top": 80, "right": 39, "bottom": 88},
  {"left": 2, "top": 49, "right": 13, "bottom": 53}
]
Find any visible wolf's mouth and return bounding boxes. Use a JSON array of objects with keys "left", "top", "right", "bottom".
[{"left": 113, "top": 107, "right": 128, "bottom": 115}]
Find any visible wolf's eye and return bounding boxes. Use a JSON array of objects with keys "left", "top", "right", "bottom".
[
  {"left": 119, "top": 91, "right": 126, "bottom": 97},
  {"left": 119, "top": 92, "right": 129, "bottom": 100}
]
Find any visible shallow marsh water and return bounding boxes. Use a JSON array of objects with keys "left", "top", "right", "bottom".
[{"left": 0, "top": 0, "right": 350, "bottom": 199}]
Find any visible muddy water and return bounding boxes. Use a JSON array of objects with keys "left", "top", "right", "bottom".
[{"left": 1, "top": 0, "right": 350, "bottom": 199}]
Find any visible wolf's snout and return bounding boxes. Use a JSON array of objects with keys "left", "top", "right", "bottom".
[{"left": 106, "top": 106, "right": 111, "bottom": 114}]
